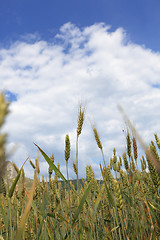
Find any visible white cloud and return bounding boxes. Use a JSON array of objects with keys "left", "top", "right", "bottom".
[{"left": 1, "top": 22, "right": 160, "bottom": 179}]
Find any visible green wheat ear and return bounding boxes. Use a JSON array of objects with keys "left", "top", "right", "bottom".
[
  {"left": 65, "top": 134, "right": 70, "bottom": 163},
  {"left": 126, "top": 131, "right": 131, "bottom": 158},
  {"left": 93, "top": 127, "right": 103, "bottom": 150},
  {"left": 132, "top": 136, "right": 138, "bottom": 161},
  {"left": 122, "top": 152, "right": 129, "bottom": 171},
  {"left": 77, "top": 105, "right": 85, "bottom": 137}
]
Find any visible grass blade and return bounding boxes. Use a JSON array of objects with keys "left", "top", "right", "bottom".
[
  {"left": 34, "top": 143, "right": 78, "bottom": 198},
  {"left": 94, "top": 183, "right": 105, "bottom": 211},
  {"left": 0, "top": 197, "right": 8, "bottom": 230},
  {"left": 100, "top": 164, "right": 114, "bottom": 207},
  {"left": 8, "top": 170, "right": 21, "bottom": 198},
  {"left": 47, "top": 226, "right": 55, "bottom": 239},
  {"left": 16, "top": 168, "right": 37, "bottom": 240},
  {"left": 72, "top": 180, "right": 92, "bottom": 225},
  {"left": 64, "top": 181, "right": 92, "bottom": 239},
  {"left": 8, "top": 157, "right": 29, "bottom": 198},
  {"left": 34, "top": 143, "right": 67, "bottom": 182}
]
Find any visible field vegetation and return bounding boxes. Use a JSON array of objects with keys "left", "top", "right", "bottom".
[{"left": 0, "top": 93, "right": 160, "bottom": 239}]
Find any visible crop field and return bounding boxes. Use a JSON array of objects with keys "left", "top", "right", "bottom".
[{"left": 0, "top": 93, "right": 160, "bottom": 239}]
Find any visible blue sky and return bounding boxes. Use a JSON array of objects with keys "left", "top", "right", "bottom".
[
  {"left": 1, "top": 0, "right": 160, "bottom": 179},
  {"left": 1, "top": 0, "right": 160, "bottom": 51}
]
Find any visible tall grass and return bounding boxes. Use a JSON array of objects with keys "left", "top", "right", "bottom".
[{"left": 0, "top": 94, "right": 160, "bottom": 239}]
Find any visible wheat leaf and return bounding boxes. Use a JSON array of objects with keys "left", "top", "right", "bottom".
[
  {"left": 8, "top": 157, "right": 29, "bottom": 198},
  {"left": 34, "top": 143, "right": 67, "bottom": 182}
]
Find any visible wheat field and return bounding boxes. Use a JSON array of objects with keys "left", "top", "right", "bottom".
[{"left": 0, "top": 93, "right": 160, "bottom": 240}]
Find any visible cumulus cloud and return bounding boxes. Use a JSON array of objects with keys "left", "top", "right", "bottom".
[{"left": 1, "top": 22, "right": 160, "bottom": 179}]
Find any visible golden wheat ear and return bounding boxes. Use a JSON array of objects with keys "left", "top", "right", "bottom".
[{"left": 118, "top": 105, "right": 160, "bottom": 175}]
